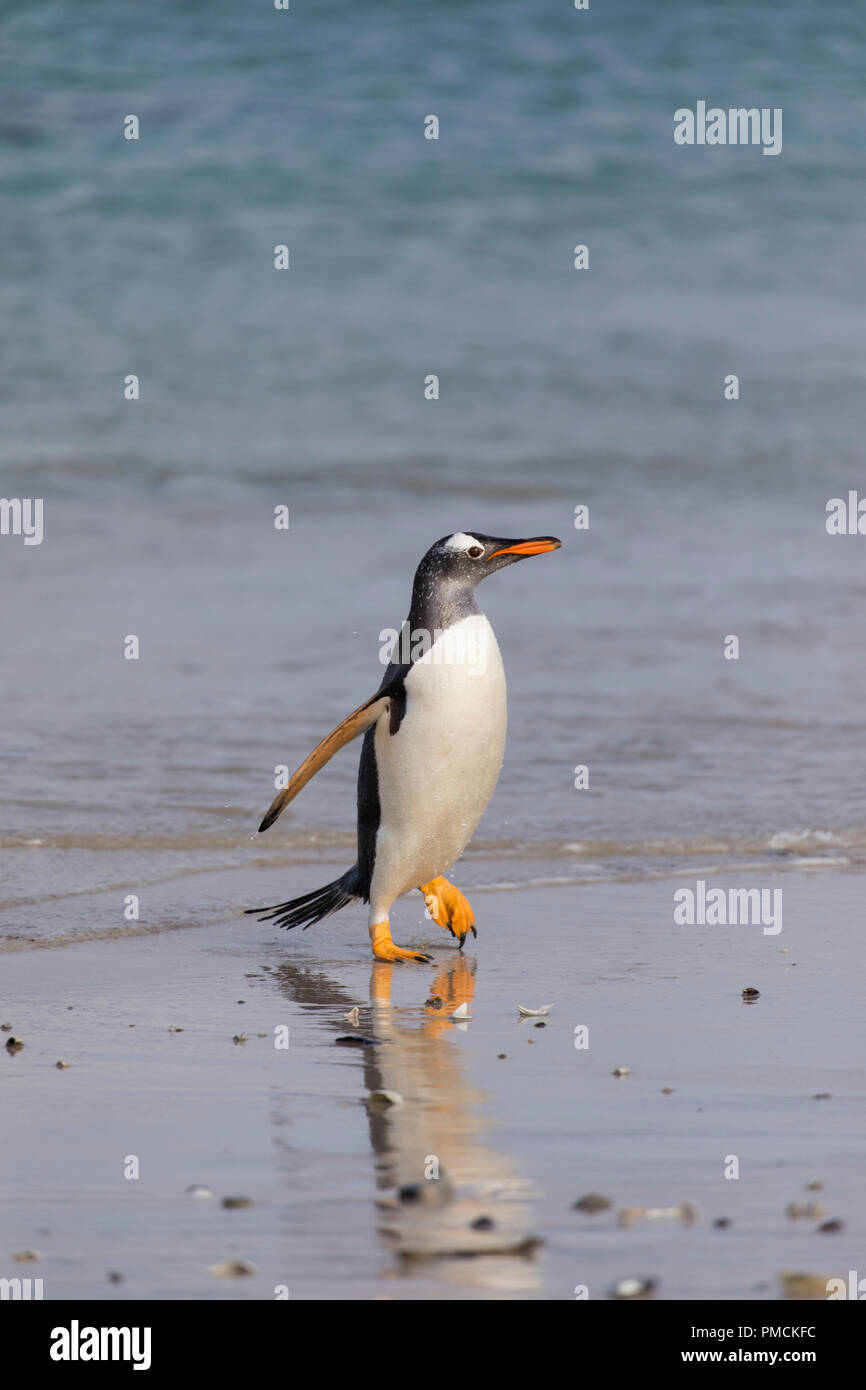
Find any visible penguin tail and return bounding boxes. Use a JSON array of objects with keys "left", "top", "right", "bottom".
[{"left": 245, "top": 867, "right": 361, "bottom": 932}]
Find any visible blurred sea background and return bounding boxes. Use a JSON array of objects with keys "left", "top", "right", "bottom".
[{"left": 2, "top": 0, "right": 866, "bottom": 940}]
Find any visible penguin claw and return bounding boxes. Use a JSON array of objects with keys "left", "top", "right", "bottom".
[
  {"left": 419, "top": 878, "right": 476, "bottom": 946},
  {"left": 370, "top": 923, "right": 433, "bottom": 964}
]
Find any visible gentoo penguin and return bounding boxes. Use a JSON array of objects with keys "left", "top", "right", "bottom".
[{"left": 247, "top": 531, "right": 561, "bottom": 962}]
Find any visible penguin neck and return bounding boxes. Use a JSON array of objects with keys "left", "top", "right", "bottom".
[{"left": 407, "top": 575, "right": 482, "bottom": 635}]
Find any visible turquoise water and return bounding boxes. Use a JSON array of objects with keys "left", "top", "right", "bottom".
[{"left": 2, "top": 0, "right": 865, "bottom": 486}]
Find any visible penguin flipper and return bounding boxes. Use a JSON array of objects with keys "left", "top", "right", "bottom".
[{"left": 257, "top": 682, "right": 396, "bottom": 833}]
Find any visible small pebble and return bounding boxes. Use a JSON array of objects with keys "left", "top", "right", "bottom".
[
  {"left": 233, "top": 1034, "right": 247, "bottom": 1044},
  {"left": 106, "top": 1271, "right": 124, "bottom": 1284},
  {"left": 497, "top": 1053, "right": 507, "bottom": 1059},
  {"left": 186, "top": 1185, "right": 216, "bottom": 1200},
  {"left": 713, "top": 1218, "right": 732, "bottom": 1229},
  {"left": 574, "top": 1193, "right": 612, "bottom": 1214},
  {"left": 619, "top": 1202, "right": 697, "bottom": 1228},
  {"left": 471, "top": 1216, "right": 495, "bottom": 1231},
  {"left": 817, "top": 1219, "right": 843, "bottom": 1234},
  {"left": 5, "top": 1037, "right": 24, "bottom": 1053},
  {"left": 662, "top": 1087, "right": 674, "bottom": 1095},
  {"left": 13, "top": 1250, "right": 41, "bottom": 1262},
  {"left": 396, "top": 1176, "right": 454, "bottom": 1208},
  {"left": 0, "top": 1023, "right": 11, "bottom": 1031},
  {"left": 742, "top": 987, "right": 760, "bottom": 999},
  {"left": 786, "top": 1202, "right": 826, "bottom": 1221},
  {"left": 55, "top": 1060, "right": 70, "bottom": 1070},
  {"left": 533, "top": 1021, "right": 546, "bottom": 1029},
  {"left": 222, "top": 1196, "right": 253, "bottom": 1210},
  {"left": 207, "top": 1260, "right": 256, "bottom": 1278},
  {"left": 779, "top": 1270, "right": 833, "bottom": 1300},
  {"left": 806, "top": 1180, "right": 823, "bottom": 1191},
  {"left": 425, "top": 996, "right": 443, "bottom": 1009},
  {"left": 168, "top": 1026, "right": 183, "bottom": 1033},
  {"left": 611, "top": 1276, "right": 657, "bottom": 1301},
  {"left": 612, "top": 1066, "right": 630, "bottom": 1077},
  {"left": 813, "top": 1093, "right": 832, "bottom": 1100}
]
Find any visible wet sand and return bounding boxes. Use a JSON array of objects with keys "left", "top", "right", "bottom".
[{"left": 2, "top": 868, "right": 863, "bottom": 1301}]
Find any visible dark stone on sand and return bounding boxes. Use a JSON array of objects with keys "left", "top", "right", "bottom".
[
  {"left": 335, "top": 1034, "right": 379, "bottom": 1046},
  {"left": 574, "top": 1193, "right": 612, "bottom": 1214}
]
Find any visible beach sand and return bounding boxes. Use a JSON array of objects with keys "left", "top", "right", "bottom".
[{"left": 3, "top": 866, "right": 863, "bottom": 1301}]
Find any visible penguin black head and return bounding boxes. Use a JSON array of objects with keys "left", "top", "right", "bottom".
[
  {"left": 408, "top": 532, "right": 561, "bottom": 630},
  {"left": 422, "top": 531, "right": 562, "bottom": 584}
]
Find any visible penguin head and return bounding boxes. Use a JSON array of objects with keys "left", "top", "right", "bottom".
[
  {"left": 422, "top": 531, "right": 562, "bottom": 587},
  {"left": 407, "top": 532, "right": 561, "bottom": 630}
]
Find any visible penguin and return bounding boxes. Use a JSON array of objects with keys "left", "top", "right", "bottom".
[{"left": 246, "top": 531, "right": 561, "bottom": 962}]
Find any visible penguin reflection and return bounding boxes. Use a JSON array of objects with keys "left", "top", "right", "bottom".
[{"left": 272, "top": 955, "right": 540, "bottom": 1294}]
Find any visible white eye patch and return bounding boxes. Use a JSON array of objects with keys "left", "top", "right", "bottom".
[{"left": 444, "top": 532, "right": 483, "bottom": 552}]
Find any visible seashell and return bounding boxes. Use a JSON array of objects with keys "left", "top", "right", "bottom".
[
  {"left": 611, "top": 1276, "right": 657, "bottom": 1300},
  {"left": 368, "top": 1090, "right": 403, "bottom": 1108}
]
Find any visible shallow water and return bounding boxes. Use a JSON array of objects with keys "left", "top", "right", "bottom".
[{"left": 2, "top": 486, "right": 866, "bottom": 950}]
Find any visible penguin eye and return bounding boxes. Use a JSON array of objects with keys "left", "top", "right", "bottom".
[{"left": 467, "top": 545, "right": 484, "bottom": 559}]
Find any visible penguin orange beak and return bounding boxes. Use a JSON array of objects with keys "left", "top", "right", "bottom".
[{"left": 487, "top": 536, "right": 562, "bottom": 559}]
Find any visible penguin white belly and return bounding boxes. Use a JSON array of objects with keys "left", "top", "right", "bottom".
[{"left": 369, "top": 614, "right": 506, "bottom": 919}]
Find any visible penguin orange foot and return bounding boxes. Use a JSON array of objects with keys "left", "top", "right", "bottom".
[
  {"left": 369, "top": 920, "right": 432, "bottom": 965},
  {"left": 419, "top": 877, "right": 476, "bottom": 947}
]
